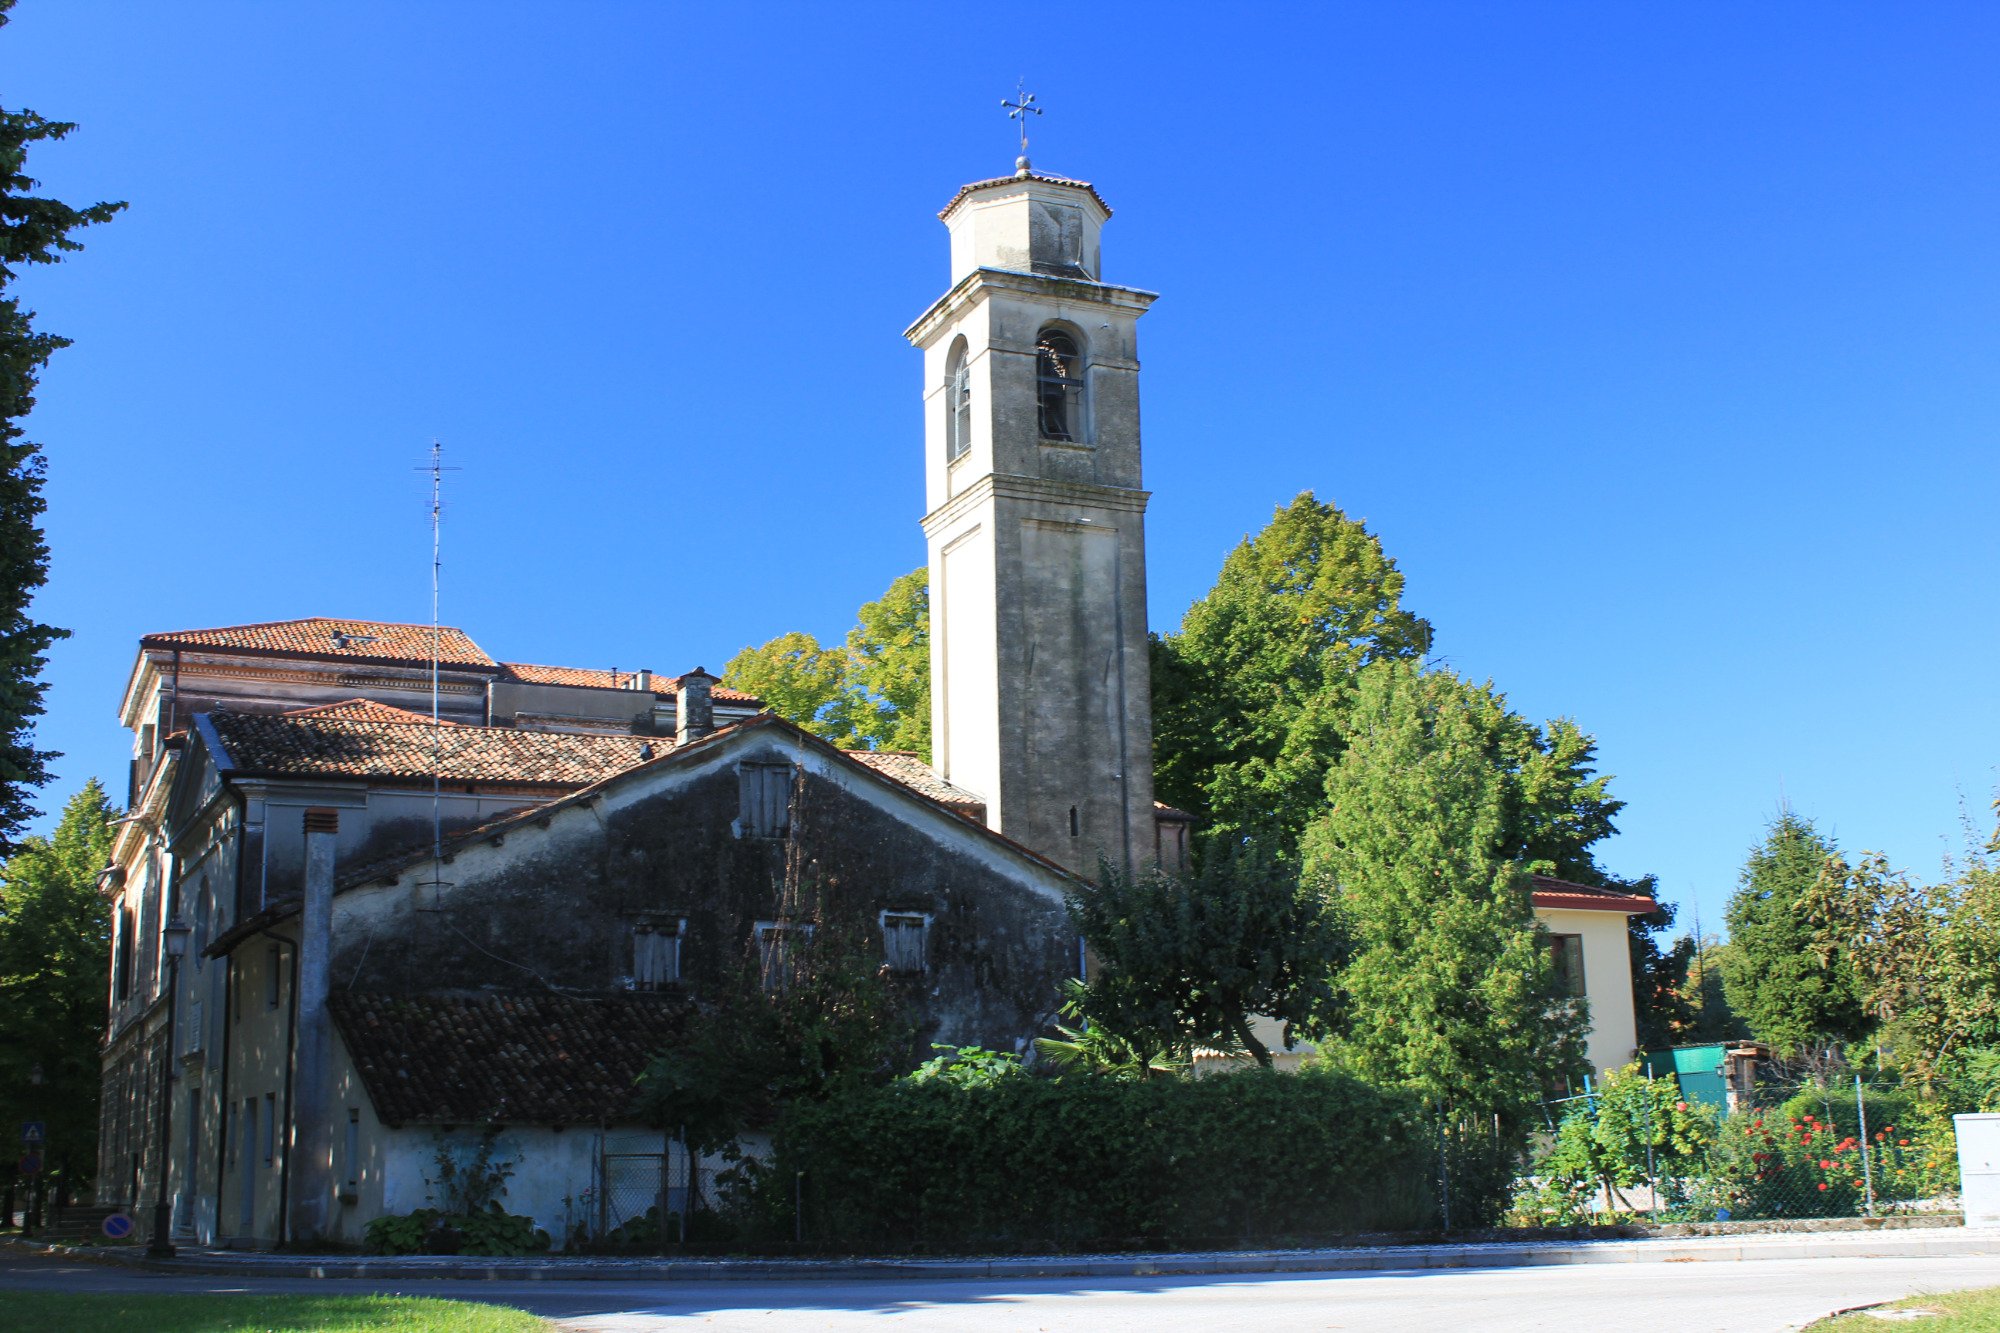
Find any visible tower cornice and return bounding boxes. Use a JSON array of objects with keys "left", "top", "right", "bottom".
[
  {"left": 920, "top": 471, "right": 1152, "bottom": 538},
  {"left": 904, "top": 267, "right": 1158, "bottom": 349}
]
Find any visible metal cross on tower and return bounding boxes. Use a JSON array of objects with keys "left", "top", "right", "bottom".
[{"left": 1001, "top": 82, "right": 1041, "bottom": 164}]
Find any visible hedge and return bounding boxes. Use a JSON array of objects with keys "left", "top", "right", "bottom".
[{"left": 773, "top": 1066, "right": 1448, "bottom": 1251}]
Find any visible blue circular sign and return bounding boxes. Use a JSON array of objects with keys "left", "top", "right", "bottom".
[{"left": 101, "top": 1212, "right": 133, "bottom": 1239}]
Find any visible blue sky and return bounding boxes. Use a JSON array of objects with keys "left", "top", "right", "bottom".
[{"left": 7, "top": 3, "right": 1997, "bottom": 936}]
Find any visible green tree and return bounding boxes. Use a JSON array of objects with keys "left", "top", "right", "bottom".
[
  {"left": 723, "top": 568, "right": 933, "bottom": 758},
  {"left": 1067, "top": 841, "right": 1346, "bottom": 1068},
  {"left": 0, "top": 11, "right": 123, "bottom": 851},
  {"left": 1721, "top": 811, "right": 1868, "bottom": 1057},
  {"left": 0, "top": 779, "right": 117, "bottom": 1208},
  {"left": 722, "top": 630, "right": 854, "bottom": 744},
  {"left": 1303, "top": 662, "right": 1584, "bottom": 1125},
  {"left": 1150, "top": 492, "right": 1433, "bottom": 858},
  {"left": 1521, "top": 1061, "right": 1717, "bottom": 1222},
  {"left": 843, "top": 568, "right": 930, "bottom": 760}
]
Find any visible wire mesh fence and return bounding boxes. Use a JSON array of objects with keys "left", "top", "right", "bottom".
[
  {"left": 1516, "top": 1075, "right": 1961, "bottom": 1226},
  {"left": 570, "top": 1133, "right": 740, "bottom": 1252}
]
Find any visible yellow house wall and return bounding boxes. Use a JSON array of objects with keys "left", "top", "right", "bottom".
[{"left": 1535, "top": 906, "right": 1640, "bottom": 1080}]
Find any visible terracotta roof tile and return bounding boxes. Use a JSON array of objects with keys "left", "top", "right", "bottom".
[
  {"left": 939, "top": 171, "right": 1112, "bottom": 221},
  {"left": 143, "top": 618, "right": 496, "bottom": 669},
  {"left": 281, "top": 699, "right": 462, "bottom": 726},
  {"left": 844, "top": 751, "right": 984, "bottom": 816},
  {"left": 1530, "top": 873, "right": 1658, "bottom": 915},
  {"left": 206, "top": 708, "right": 657, "bottom": 786},
  {"left": 501, "top": 662, "right": 760, "bottom": 705},
  {"left": 330, "top": 992, "right": 688, "bottom": 1125}
]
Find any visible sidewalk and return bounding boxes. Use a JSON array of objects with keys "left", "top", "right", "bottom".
[{"left": 9, "top": 1225, "right": 2000, "bottom": 1284}]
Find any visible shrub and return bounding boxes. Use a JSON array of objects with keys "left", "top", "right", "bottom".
[
  {"left": 772, "top": 1065, "right": 1448, "bottom": 1251},
  {"left": 364, "top": 1204, "right": 550, "bottom": 1257}
]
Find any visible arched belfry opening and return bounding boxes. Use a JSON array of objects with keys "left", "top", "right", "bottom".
[
  {"left": 945, "top": 337, "right": 972, "bottom": 462},
  {"left": 1035, "top": 328, "right": 1084, "bottom": 443}
]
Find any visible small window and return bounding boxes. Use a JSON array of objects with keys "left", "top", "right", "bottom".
[
  {"left": 881, "top": 912, "right": 930, "bottom": 975},
  {"left": 754, "top": 919, "right": 814, "bottom": 991},
  {"left": 266, "top": 944, "right": 282, "bottom": 1009},
  {"left": 945, "top": 339, "right": 972, "bottom": 462},
  {"left": 737, "top": 762, "right": 793, "bottom": 839},
  {"left": 115, "top": 908, "right": 134, "bottom": 1001},
  {"left": 224, "top": 1100, "right": 237, "bottom": 1170},
  {"left": 1550, "top": 933, "right": 1586, "bottom": 999},
  {"left": 632, "top": 918, "right": 685, "bottom": 990},
  {"left": 344, "top": 1109, "right": 361, "bottom": 1193},
  {"left": 262, "top": 1093, "right": 277, "bottom": 1166},
  {"left": 192, "top": 879, "right": 211, "bottom": 973},
  {"left": 242, "top": 1097, "right": 257, "bottom": 1173},
  {"left": 1035, "top": 329, "right": 1084, "bottom": 442}
]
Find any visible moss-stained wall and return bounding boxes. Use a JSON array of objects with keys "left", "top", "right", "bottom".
[{"left": 334, "top": 728, "right": 1080, "bottom": 1060}]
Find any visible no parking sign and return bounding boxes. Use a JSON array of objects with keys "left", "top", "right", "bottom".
[{"left": 100, "top": 1212, "right": 133, "bottom": 1240}]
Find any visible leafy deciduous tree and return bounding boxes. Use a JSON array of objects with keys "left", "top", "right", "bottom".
[
  {"left": 0, "top": 779, "right": 117, "bottom": 1207},
  {"left": 1068, "top": 841, "right": 1346, "bottom": 1068}
]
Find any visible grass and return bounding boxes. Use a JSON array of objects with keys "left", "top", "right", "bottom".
[
  {"left": 1818, "top": 1285, "right": 2000, "bottom": 1329},
  {"left": 3, "top": 1291, "right": 554, "bottom": 1332}
]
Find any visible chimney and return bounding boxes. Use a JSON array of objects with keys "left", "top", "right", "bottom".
[
  {"left": 633, "top": 668, "right": 653, "bottom": 694},
  {"left": 292, "top": 807, "right": 339, "bottom": 1244},
  {"left": 674, "top": 668, "right": 717, "bottom": 746}
]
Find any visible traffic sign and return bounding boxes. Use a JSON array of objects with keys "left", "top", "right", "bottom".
[
  {"left": 19, "top": 1121, "right": 43, "bottom": 1146},
  {"left": 16, "top": 1151, "right": 40, "bottom": 1176},
  {"left": 101, "top": 1212, "right": 133, "bottom": 1240}
]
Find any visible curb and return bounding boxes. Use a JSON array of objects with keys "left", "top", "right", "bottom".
[{"left": 10, "top": 1227, "right": 2000, "bottom": 1284}]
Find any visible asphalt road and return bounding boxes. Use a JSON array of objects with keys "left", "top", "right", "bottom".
[{"left": 6, "top": 1249, "right": 2000, "bottom": 1331}]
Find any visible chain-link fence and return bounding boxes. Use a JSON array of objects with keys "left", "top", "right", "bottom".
[
  {"left": 568, "top": 1132, "right": 739, "bottom": 1252},
  {"left": 1518, "top": 1075, "right": 1961, "bottom": 1225}
]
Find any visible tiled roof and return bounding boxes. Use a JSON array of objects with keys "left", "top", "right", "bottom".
[
  {"left": 282, "top": 699, "right": 460, "bottom": 726},
  {"left": 939, "top": 171, "right": 1112, "bottom": 221},
  {"left": 1530, "top": 874, "right": 1659, "bottom": 915},
  {"left": 844, "top": 751, "right": 984, "bottom": 817},
  {"left": 329, "top": 992, "right": 688, "bottom": 1125},
  {"left": 1154, "top": 800, "right": 1196, "bottom": 822},
  {"left": 206, "top": 708, "right": 658, "bottom": 786},
  {"left": 500, "top": 662, "right": 761, "bottom": 705},
  {"left": 142, "top": 618, "right": 497, "bottom": 669}
]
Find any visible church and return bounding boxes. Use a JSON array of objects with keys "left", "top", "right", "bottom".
[{"left": 94, "top": 158, "right": 1653, "bottom": 1249}]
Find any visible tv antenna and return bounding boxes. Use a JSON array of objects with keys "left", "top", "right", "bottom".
[{"left": 415, "top": 440, "right": 461, "bottom": 910}]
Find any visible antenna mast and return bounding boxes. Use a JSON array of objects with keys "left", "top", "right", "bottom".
[{"left": 417, "top": 441, "right": 459, "bottom": 908}]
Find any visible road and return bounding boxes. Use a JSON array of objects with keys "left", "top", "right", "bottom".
[{"left": 5, "top": 1249, "right": 2000, "bottom": 1331}]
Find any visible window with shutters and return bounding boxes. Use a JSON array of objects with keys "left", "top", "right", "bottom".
[
  {"left": 754, "top": 919, "right": 814, "bottom": 991},
  {"left": 880, "top": 912, "right": 930, "bottom": 975},
  {"left": 736, "top": 762, "right": 793, "bottom": 839},
  {"left": 631, "top": 917, "right": 685, "bottom": 990}
]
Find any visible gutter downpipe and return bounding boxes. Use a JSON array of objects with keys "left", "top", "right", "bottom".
[{"left": 258, "top": 928, "right": 299, "bottom": 1248}]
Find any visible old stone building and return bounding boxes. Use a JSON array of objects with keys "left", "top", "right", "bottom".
[{"left": 95, "top": 156, "right": 1651, "bottom": 1250}]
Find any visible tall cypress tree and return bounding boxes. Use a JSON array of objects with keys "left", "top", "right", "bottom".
[
  {"left": 0, "top": 2, "right": 124, "bottom": 850},
  {"left": 1722, "top": 810, "right": 1869, "bottom": 1057}
]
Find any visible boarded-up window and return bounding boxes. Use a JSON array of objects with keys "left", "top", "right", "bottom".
[
  {"left": 737, "top": 762, "right": 793, "bottom": 839},
  {"left": 881, "top": 912, "right": 929, "bottom": 975},
  {"left": 755, "top": 919, "right": 814, "bottom": 991},
  {"left": 632, "top": 918, "right": 685, "bottom": 990},
  {"left": 1550, "top": 934, "right": 1586, "bottom": 999}
]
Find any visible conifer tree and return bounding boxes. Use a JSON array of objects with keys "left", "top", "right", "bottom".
[
  {"left": 1305, "top": 663, "right": 1583, "bottom": 1125},
  {"left": 0, "top": 7, "right": 123, "bottom": 850},
  {"left": 1721, "top": 811, "right": 1868, "bottom": 1057}
]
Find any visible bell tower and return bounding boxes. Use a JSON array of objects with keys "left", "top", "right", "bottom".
[{"left": 905, "top": 164, "right": 1158, "bottom": 876}]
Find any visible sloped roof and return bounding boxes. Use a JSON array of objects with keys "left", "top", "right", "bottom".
[
  {"left": 500, "top": 661, "right": 760, "bottom": 705},
  {"left": 282, "top": 699, "right": 461, "bottom": 726},
  {"left": 939, "top": 171, "right": 1112, "bottom": 220},
  {"left": 330, "top": 991, "right": 687, "bottom": 1125},
  {"left": 204, "top": 708, "right": 657, "bottom": 786},
  {"left": 1530, "top": 874, "right": 1658, "bottom": 915},
  {"left": 142, "top": 618, "right": 497, "bottom": 669},
  {"left": 844, "top": 751, "right": 983, "bottom": 817}
]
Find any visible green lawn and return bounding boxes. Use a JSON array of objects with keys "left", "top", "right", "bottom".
[
  {"left": 1818, "top": 1285, "right": 2000, "bottom": 1330},
  {"left": 3, "top": 1292, "right": 554, "bottom": 1332}
]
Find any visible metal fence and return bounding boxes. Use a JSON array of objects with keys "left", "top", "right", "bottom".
[
  {"left": 572, "top": 1133, "right": 734, "bottom": 1252},
  {"left": 1521, "top": 1075, "right": 1960, "bottom": 1225}
]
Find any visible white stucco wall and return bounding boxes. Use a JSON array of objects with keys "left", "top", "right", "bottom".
[{"left": 1536, "top": 906, "right": 1641, "bottom": 1079}]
